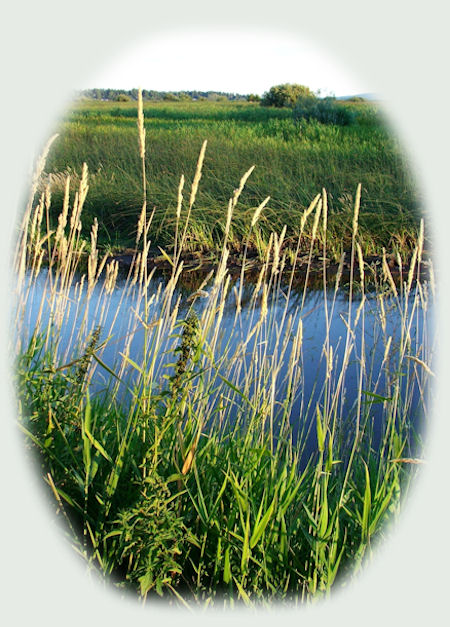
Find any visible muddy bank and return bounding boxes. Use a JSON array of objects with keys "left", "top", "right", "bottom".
[
  {"left": 39, "top": 245, "right": 431, "bottom": 293},
  {"left": 107, "top": 247, "right": 419, "bottom": 275},
  {"left": 105, "top": 246, "right": 432, "bottom": 291}
]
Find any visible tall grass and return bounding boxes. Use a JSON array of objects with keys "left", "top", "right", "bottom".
[
  {"left": 43, "top": 99, "right": 421, "bottom": 257},
  {"left": 13, "top": 92, "right": 434, "bottom": 608}
]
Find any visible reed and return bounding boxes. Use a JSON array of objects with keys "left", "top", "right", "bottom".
[{"left": 13, "top": 97, "right": 434, "bottom": 608}]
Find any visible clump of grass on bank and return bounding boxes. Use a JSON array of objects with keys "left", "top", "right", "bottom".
[
  {"left": 41, "top": 98, "right": 422, "bottom": 259},
  {"left": 13, "top": 91, "right": 434, "bottom": 608}
]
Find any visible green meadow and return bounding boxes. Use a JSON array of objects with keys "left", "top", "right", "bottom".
[{"left": 44, "top": 98, "right": 421, "bottom": 258}]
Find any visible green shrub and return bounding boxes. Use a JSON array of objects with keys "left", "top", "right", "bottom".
[
  {"left": 293, "top": 95, "right": 356, "bottom": 126},
  {"left": 261, "top": 83, "right": 314, "bottom": 108}
]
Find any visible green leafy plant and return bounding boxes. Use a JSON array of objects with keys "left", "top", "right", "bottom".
[{"left": 112, "top": 474, "right": 185, "bottom": 598}]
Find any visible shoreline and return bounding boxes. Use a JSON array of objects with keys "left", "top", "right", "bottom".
[{"left": 103, "top": 246, "right": 432, "bottom": 287}]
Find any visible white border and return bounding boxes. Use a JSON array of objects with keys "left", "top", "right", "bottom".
[{"left": 1, "top": 2, "right": 449, "bottom": 625}]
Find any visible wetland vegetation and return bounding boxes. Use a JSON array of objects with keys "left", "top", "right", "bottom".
[
  {"left": 44, "top": 93, "right": 422, "bottom": 261},
  {"left": 13, "top": 89, "right": 434, "bottom": 608}
]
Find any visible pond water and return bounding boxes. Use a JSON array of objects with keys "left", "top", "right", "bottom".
[{"left": 17, "top": 268, "right": 433, "bottom": 460}]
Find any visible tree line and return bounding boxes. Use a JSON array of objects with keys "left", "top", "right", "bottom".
[{"left": 78, "top": 88, "right": 250, "bottom": 102}]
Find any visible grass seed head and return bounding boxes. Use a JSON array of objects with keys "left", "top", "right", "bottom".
[
  {"left": 189, "top": 140, "right": 207, "bottom": 210},
  {"left": 176, "top": 175, "right": 185, "bottom": 221},
  {"left": 251, "top": 196, "right": 270, "bottom": 228},
  {"left": 137, "top": 88, "right": 146, "bottom": 160},
  {"left": 352, "top": 183, "right": 361, "bottom": 238}
]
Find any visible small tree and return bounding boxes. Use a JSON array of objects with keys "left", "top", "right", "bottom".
[
  {"left": 261, "top": 84, "right": 314, "bottom": 108},
  {"left": 247, "top": 93, "right": 261, "bottom": 102}
]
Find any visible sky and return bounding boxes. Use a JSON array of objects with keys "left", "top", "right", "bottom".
[{"left": 85, "top": 29, "right": 369, "bottom": 97}]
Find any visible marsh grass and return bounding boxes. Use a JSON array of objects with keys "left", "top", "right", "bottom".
[
  {"left": 43, "top": 99, "right": 421, "bottom": 258},
  {"left": 13, "top": 92, "right": 434, "bottom": 608}
]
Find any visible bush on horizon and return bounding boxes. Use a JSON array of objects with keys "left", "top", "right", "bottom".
[{"left": 261, "top": 83, "right": 314, "bottom": 108}]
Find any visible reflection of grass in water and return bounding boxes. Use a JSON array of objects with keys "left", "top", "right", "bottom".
[
  {"left": 43, "top": 98, "right": 421, "bottom": 258},
  {"left": 14, "top": 93, "right": 434, "bottom": 607}
]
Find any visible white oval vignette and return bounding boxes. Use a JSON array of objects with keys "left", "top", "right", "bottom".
[{"left": 1, "top": 2, "right": 448, "bottom": 626}]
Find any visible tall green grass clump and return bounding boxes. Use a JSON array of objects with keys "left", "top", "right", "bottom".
[
  {"left": 13, "top": 90, "right": 434, "bottom": 608},
  {"left": 42, "top": 98, "right": 421, "bottom": 258}
]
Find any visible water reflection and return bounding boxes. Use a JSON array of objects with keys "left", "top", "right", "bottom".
[{"left": 18, "top": 268, "right": 432, "bottom": 460}]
